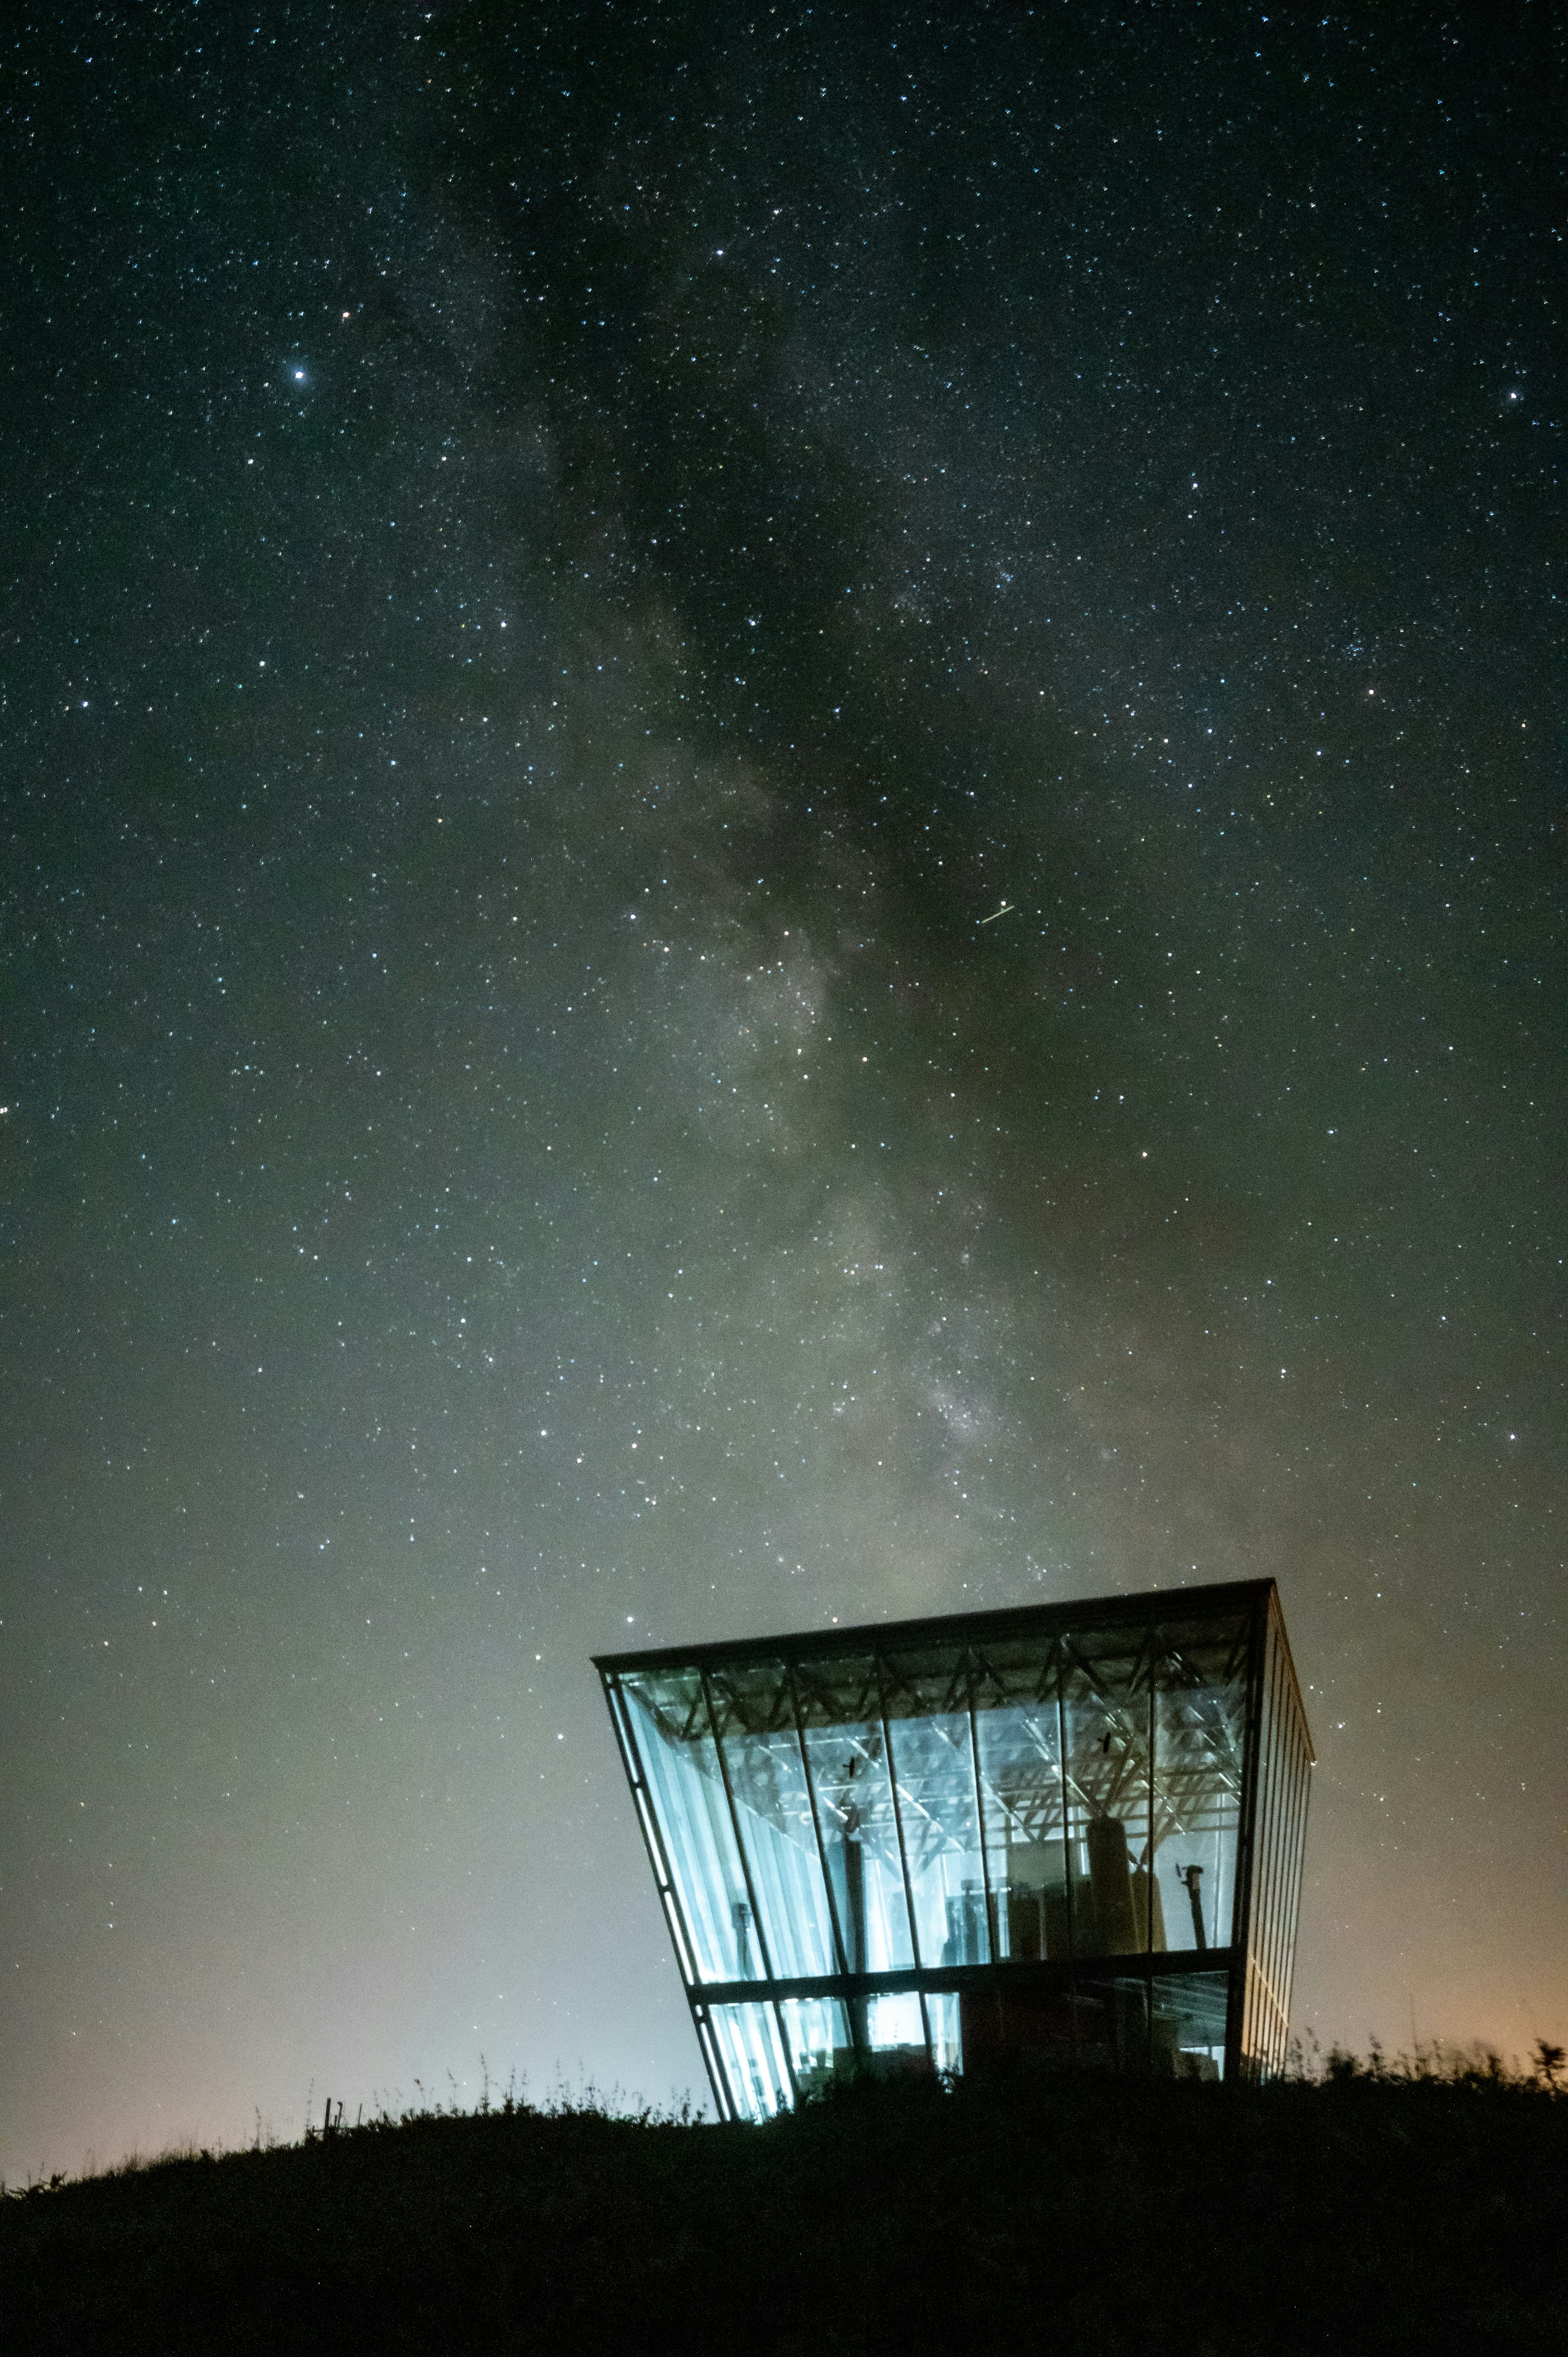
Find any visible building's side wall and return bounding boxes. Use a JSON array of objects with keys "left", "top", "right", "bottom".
[{"left": 1238, "top": 1595, "right": 1314, "bottom": 2077}]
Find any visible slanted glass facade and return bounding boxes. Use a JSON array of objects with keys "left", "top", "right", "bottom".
[{"left": 597, "top": 1580, "right": 1312, "bottom": 2120}]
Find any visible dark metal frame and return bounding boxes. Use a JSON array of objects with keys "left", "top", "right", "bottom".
[{"left": 597, "top": 1579, "right": 1312, "bottom": 2114}]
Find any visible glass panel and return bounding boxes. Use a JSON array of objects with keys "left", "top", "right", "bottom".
[
  {"left": 864, "top": 1991, "right": 929, "bottom": 2070},
  {"left": 1059, "top": 1623, "right": 1156, "bottom": 1960},
  {"left": 709, "top": 2002, "right": 791, "bottom": 2123},
  {"left": 794, "top": 1653, "right": 915, "bottom": 1972},
  {"left": 1153, "top": 1969, "right": 1229, "bottom": 2080},
  {"left": 773, "top": 1995, "right": 930, "bottom": 2095},
  {"left": 956, "top": 1978, "right": 1084, "bottom": 2075},
  {"left": 969, "top": 1636, "right": 1068, "bottom": 1961},
  {"left": 944, "top": 1961, "right": 1229, "bottom": 2083},
  {"left": 925, "top": 1990, "right": 962, "bottom": 2078},
  {"left": 880, "top": 1646, "right": 990, "bottom": 1967},
  {"left": 1153, "top": 1612, "right": 1247, "bottom": 1958},
  {"left": 1073, "top": 1974, "right": 1156, "bottom": 2073},
  {"left": 706, "top": 1658, "right": 838, "bottom": 1980},
  {"left": 778, "top": 1996, "right": 851, "bottom": 2101},
  {"left": 619, "top": 1670, "right": 759, "bottom": 1984}
]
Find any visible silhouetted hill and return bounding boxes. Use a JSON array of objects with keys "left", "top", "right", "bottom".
[{"left": 4, "top": 2066, "right": 1564, "bottom": 2355}]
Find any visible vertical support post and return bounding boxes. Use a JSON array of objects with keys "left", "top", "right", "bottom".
[
  {"left": 964, "top": 1655, "right": 997, "bottom": 1965},
  {"left": 697, "top": 1664, "right": 774, "bottom": 1984},
  {"left": 1146, "top": 1635, "right": 1157, "bottom": 1958},
  {"left": 1146, "top": 1621, "right": 1157, "bottom": 2072},
  {"left": 1056, "top": 1659, "right": 1070, "bottom": 1951},
  {"left": 1056, "top": 1652, "right": 1079, "bottom": 2059}
]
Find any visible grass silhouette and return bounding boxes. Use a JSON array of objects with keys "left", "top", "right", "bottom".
[{"left": 3, "top": 2045, "right": 1563, "bottom": 2354}]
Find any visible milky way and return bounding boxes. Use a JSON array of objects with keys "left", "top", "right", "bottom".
[{"left": 3, "top": 5, "right": 1561, "bottom": 2178}]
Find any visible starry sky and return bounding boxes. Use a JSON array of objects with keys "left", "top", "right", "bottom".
[{"left": 3, "top": 2, "right": 1562, "bottom": 2181}]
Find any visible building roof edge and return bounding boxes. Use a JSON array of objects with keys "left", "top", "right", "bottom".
[{"left": 592, "top": 1575, "right": 1279, "bottom": 1676}]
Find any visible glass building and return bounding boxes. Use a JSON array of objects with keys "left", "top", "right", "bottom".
[{"left": 596, "top": 1580, "right": 1312, "bottom": 2120}]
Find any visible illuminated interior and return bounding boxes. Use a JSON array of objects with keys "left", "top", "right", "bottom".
[{"left": 597, "top": 1580, "right": 1312, "bottom": 2121}]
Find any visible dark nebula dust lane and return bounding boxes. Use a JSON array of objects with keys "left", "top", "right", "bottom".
[{"left": 2, "top": 4, "right": 1561, "bottom": 2178}]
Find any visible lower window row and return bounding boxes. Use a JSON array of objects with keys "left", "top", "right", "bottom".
[{"left": 704, "top": 1971, "right": 1231, "bottom": 2121}]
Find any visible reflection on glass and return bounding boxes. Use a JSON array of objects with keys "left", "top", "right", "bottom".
[
  {"left": 709, "top": 2003, "right": 791, "bottom": 2121},
  {"left": 621, "top": 1672, "right": 758, "bottom": 1982}
]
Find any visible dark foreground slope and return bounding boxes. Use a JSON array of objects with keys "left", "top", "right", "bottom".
[{"left": 4, "top": 2072, "right": 1564, "bottom": 2356}]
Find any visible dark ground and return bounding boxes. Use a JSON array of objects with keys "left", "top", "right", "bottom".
[{"left": 4, "top": 2070, "right": 1564, "bottom": 2355}]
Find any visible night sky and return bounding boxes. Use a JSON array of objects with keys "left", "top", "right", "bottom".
[{"left": 4, "top": 3, "right": 1562, "bottom": 2181}]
